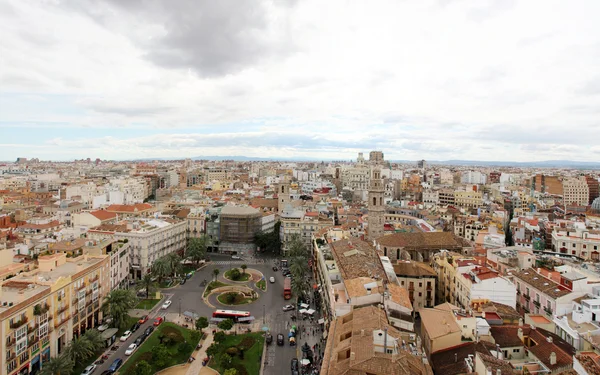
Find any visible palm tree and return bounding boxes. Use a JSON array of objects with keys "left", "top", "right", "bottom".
[
  {"left": 67, "top": 335, "right": 93, "bottom": 364},
  {"left": 81, "top": 329, "right": 104, "bottom": 353},
  {"left": 151, "top": 257, "right": 171, "bottom": 284},
  {"left": 166, "top": 252, "right": 182, "bottom": 278},
  {"left": 241, "top": 264, "right": 247, "bottom": 274},
  {"left": 140, "top": 273, "right": 157, "bottom": 299},
  {"left": 40, "top": 353, "right": 74, "bottom": 375},
  {"left": 102, "top": 289, "right": 137, "bottom": 330},
  {"left": 212, "top": 268, "right": 220, "bottom": 281},
  {"left": 186, "top": 236, "right": 208, "bottom": 265}
]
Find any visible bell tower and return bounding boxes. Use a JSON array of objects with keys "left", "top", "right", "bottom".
[
  {"left": 368, "top": 167, "right": 385, "bottom": 241},
  {"left": 277, "top": 181, "right": 290, "bottom": 213}
]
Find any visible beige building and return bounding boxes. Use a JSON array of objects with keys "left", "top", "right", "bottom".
[
  {"left": 454, "top": 190, "right": 483, "bottom": 209},
  {"left": 393, "top": 261, "right": 436, "bottom": 312},
  {"left": 419, "top": 306, "right": 462, "bottom": 358},
  {"left": 320, "top": 306, "right": 433, "bottom": 375},
  {"left": 563, "top": 176, "right": 590, "bottom": 206},
  {"left": 1, "top": 252, "right": 109, "bottom": 375}
]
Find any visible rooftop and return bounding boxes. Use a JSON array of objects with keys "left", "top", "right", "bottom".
[
  {"left": 329, "top": 239, "right": 385, "bottom": 280},
  {"left": 376, "top": 232, "right": 468, "bottom": 249},
  {"left": 513, "top": 268, "right": 571, "bottom": 299},
  {"left": 393, "top": 261, "right": 436, "bottom": 278}
]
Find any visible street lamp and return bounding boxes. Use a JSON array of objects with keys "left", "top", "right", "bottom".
[
  {"left": 179, "top": 298, "right": 182, "bottom": 317},
  {"left": 263, "top": 304, "right": 266, "bottom": 325}
]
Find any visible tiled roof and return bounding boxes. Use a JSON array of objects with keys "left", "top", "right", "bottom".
[
  {"left": 480, "top": 301, "right": 520, "bottom": 320},
  {"left": 393, "top": 262, "right": 436, "bottom": 277},
  {"left": 419, "top": 308, "right": 461, "bottom": 340},
  {"left": 329, "top": 239, "right": 385, "bottom": 280},
  {"left": 90, "top": 210, "right": 118, "bottom": 221},
  {"left": 19, "top": 220, "right": 60, "bottom": 230},
  {"left": 490, "top": 326, "right": 527, "bottom": 348},
  {"left": 528, "top": 327, "right": 575, "bottom": 370},
  {"left": 106, "top": 203, "right": 153, "bottom": 213},
  {"left": 376, "top": 232, "right": 467, "bottom": 249},
  {"left": 513, "top": 268, "right": 571, "bottom": 299}
]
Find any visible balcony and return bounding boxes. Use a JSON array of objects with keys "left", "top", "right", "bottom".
[
  {"left": 33, "top": 303, "right": 50, "bottom": 316},
  {"left": 89, "top": 275, "right": 99, "bottom": 283},
  {"left": 516, "top": 290, "right": 521, "bottom": 295},
  {"left": 408, "top": 285, "right": 415, "bottom": 291},
  {"left": 57, "top": 305, "right": 69, "bottom": 315},
  {"left": 544, "top": 306, "right": 553, "bottom": 315},
  {"left": 54, "top": 315, "right": 70, "bottom": 329},
  {"left": 523, "top": 294, "right": 531, "bottom": 301},
  {"left": 522, "top": 305, "right": 530, "bottom": 313},
  {"left": 533, "top": 300, "right": 541, "bottom": 308},
  {"left": 9, "top": 316, "right": 28, "bottom": 329}
]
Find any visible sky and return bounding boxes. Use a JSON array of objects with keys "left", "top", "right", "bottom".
[{"left": 1, "top": 0, "right": 600, "bottom": 162}]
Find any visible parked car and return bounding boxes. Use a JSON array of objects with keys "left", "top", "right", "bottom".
[
  {"left": 231, "top": 255, "right": 241, "bottom": 260},
  {"left": 130, "top": 322, "right": 141, "bottom": 332},
  {"left": 138, "top": 315, "right": 149, "bottom": 324},
  {"left": 162, "top": 300, "right": 172, "bottom": 309},
  {"left": 144, "top": 326, "right": 154, "bottom": 336},
  {"left": 153, "top": 316, "right": 164, "bottom": 326},
  {"left": 283, "top": 304, "right": 295, "bottom": 312},
  {"left": 120, "top": 331, "right": 132, "bottom": 341},
  {"left": 291, "top": 358, "right": 299, "bottom": 371},
  {"left": 266, "top": 333, "right": 273, "bottom": 345},
  {"left": 81, "top": 364, "right": 97, "bottom": 375},
  {"left": 125, "top": 343, "right": 137, "bottom": 355},
  {"left": 272, "top": 266, "right": 278, "bottom": 271},
  {"left": 97, "top": 324, "right": 109, "bottom": 332},
  {"left": 108, "top": 358, "right": 123, "bottom": 373},
  {"left": 134, "top": 336, "right": 144, "bottom": 346},
  {"left": 269, "top": 276, "right": 275, "bottom": 283},
  {"left": 277, "top": 333, "right": 284, "bottom": 346}
]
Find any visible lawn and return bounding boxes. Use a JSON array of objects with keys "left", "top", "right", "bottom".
[
  {"left": 256, "top": 279, "right": 266, "bottom": 291},
  {"left": 217, "top": 292, "right": 256, "bottom": 305},
  {"left": 204, "top": 281, "right": 229, "bottom": 297},
  {"left": 135, "top": 299, "right": 161, "bottom": 310},
  {"left": 119, "top": 322, "right": 200, "bottom": 374},
  {"left": 208, "top": 332, "right": 265, "bottom": 375},
  {"left": 224, "top": 269, "right": 251, "bottom": 282}
]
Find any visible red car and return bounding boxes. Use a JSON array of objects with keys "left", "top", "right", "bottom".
[
  {"left": 138, "top": 315, "right": 149, "bottom": 324},
  {"left": 153, "top": 316, "right": 164, "bottom": 326}
]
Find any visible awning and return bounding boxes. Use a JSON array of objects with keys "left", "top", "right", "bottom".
[
  {"left": 318, "top": 318, "right": 325, "bottom": 324},
  {"left": 323, "top": 330, "right": 328, "bottom": 339},
  {"left": 238, "top": 316, "right": 255, "bottom": 322},
  {"left": 306, "top": 309, "right": 316, "bottom": 315},
  {"left": 183, "top": 311, "right": 199, "bottom": 319},
  {"left": 300, "top": 303, "right": 309, "bottom": 309},
  {"left": 210, "top": 318, "right": 225, "bottom": 323},
  {"left": 101, "top": 328, "right": 118, "bottom": 340},
  {"left": 299, "top": 309, "right": 308, "bottom": 314}
]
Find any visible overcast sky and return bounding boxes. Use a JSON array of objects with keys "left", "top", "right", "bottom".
[{"left": 1, "top": 0, "right": 599, "bottom": 162}]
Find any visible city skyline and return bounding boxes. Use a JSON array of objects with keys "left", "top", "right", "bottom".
[{"left": 2, "top": 0, "right": 600, "bottom": 162}]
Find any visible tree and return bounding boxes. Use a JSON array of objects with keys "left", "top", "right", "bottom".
[
  {"left": 133, "top": 360, "right": 153, "bottom": 375},
  {"left": 196, "top": 316, "right": 209, "bottom": 331},
  {"left": 151, "top": 257, "right": 171, "bottom": 284},
  {"left": 240, "top": 264, "right": 247, "bottom": 274},
  {"left": 67, "top": 335, "right": 94, "bottom": 364},
  {"left": 166, "top": 252, "right": 183, "bottom": 277},
  {"left": 225, "top": 292, "right": 237, "bottom": 304},
  {"left": 80, "top": 329, "right": 104, "bottom": 354},
  {"left": 102, "top": 289, "right": 138, "bottom": 330},
  {"left": 140, "top": 273, "right": 157, "bottom": 299},
  {"left": 224, "top": 369, "right": 238, "bottom": 375},
  {"left": 212, "top": 268, "right": 220, "bottom": 281},
  {"left": 253, "top": 222, "right": 281, "bottom": 254},
  {"left": 40, "top": 353, "right": 74, "bottom": 375},
  {"left": 218, "top": 318, "right": 234, "bottom": 331},
  {"left": 213, "top": 331, "right": 226, "bottom": 343},
  {"left": 186, "top": 236, "right": 208, "bottom": 265},
  {"left": 287, "top": 234, "right": 310, "bottom": 299},
  {"left": 229, "top": 268, "right": 241, "bottom": 281},
  {"left": 151, "top": 344, "right": 171, "bottom": 368}
]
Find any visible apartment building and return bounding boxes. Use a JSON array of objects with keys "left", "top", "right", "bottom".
[
  {"left": 89, "top": 218, "right": 186, "bottom": 279},
  {"left": 454, "top": 190, "right": 483, "bottom": 209},
  {"left": 218, "top": 205, "right": 262, "bottom": 255},
  {"left": 563, "top": 176, "right": 590, "bottom": 206},
  {"left": 393, "top": 261, "right": 436, "bottom": 312},
  {"left": 453, "top": 266, "right": 517, "bottom": 309},
  {"left": 422, "top": 189, "right": 439, "bottom": 206},
  {"left": 438, "top": 188, "right": 455, "bottom": 206},
  {"left": 280, "top": 208, "right": 304, "bottom": 255},
  {"left": 0, "top": 253, "right": 109, "bottom": 375},
  {"left": 551, "top": 223, "right": 600, "bottom": 260},
  {"left": 513, "top": 268, "right": 592, "bottom": 318}
]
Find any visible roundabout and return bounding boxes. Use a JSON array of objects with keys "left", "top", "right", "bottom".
[{"left": 216, "top": 290, "right": 258, "bottom": 306}]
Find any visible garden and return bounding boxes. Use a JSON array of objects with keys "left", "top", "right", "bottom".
[
  {"left": 217, "top": 291, "right": 257, "bottom": 306},
  {"left": 120, "top": 322, "right": 200, "bottom": 374},
  {"left": 256, "top": 279, "right": 266, "bottom": 291},
  {"left": 204, "top": 280, "right": 230, "bottom": 297},
  {"left": 207, "top": 332, "right": 265, "bottom": 375},
  {"left": 224, "top": 267, "right": 251, "bottom": 282}
]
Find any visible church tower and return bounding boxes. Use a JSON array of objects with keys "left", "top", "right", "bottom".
[
  {"left": 277, "top": 181, "right": 290, "bottom": 213},
  {"left": 368, "top": 167, "right": 385, "bottom": 242}
]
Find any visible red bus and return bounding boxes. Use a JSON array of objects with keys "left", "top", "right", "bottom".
[
  {"left": 212, "top": 309, "right": 251, "bottom": 322},
  {"left": 283, "top": 277, "right": 292, "bottom": 300}
]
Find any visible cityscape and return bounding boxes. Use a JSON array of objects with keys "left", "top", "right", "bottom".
[{"left": 2, "top": 1, "right": 600, "bottom": 375}]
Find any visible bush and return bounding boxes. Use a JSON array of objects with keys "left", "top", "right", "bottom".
[
  {"left": 179, "top": 342, "right": 193, "bottom": 353},
  {"left": 225, "top": 292, "right": 237, "bottom": 304},
  {"left": 229, "top": 268, "right": 241, "bottom": 280},
  {"left": 238, "top": 336, "right": 256, "bottom": 351},
  {"left": 225, "top": 346, "right": 239, "bottom": 356},
  {"left": 190, "top": 330, "right": 201, "bottom": 343},
  {"left": 214, "top": 331, "right": 226, "bottom": 343},
  {"left": 218, "top": 319, "right": 234, "bottom": 331}
]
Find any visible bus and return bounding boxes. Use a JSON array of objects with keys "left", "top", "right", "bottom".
[
  {"left": 283, "top": 277, "right": 292, "bottom": 300},
  {"left": 212, "top": 309, "right": 251, "bottom": 322}
]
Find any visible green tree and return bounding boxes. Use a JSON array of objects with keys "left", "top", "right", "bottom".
[
  {"left": 212, "top": 268, "right": 220, "bottom": 281},
  {"left": 151, "top": 257, "right": 171, "bottom": 284},
  {"left": 102, "top": 289, "right": 137, "bottom": 330},
  {"left": 186, "top": 236, "right": 208, "bottom": 265},
  {"left": 217, "top": 318, "right": 234, "bottom": 331},
  {"left": 196, "top": 316, "right": 209, "bottom": 331},
  {"left": 133, "top": 360, "right": 153, "bottom": 375},
  {"left": 140, "top": 273, "right": 157, "bottom": 299},
  {"left": 225, "top": 292, "right": 237, "bottom": 304},
  {"left": 67, "top": 335, "right": 94, "bottom": 364},
  {"left": 213, "top": 331, "right": 226, "bottom": 343},
  {"left": 39, "top": 353, "right": 74, "bottom": 375},
  {"left": 81, "top": 329, "right": 104, "bottom": 354},
  {"left": 287, "top": 234, "right": 310, "bottom": 299},
  {"left": 166, "top": 252, "right": 183, "bottom": 277},
  {"left": 240, "top": 264, "right": 247, "bottom": 274},
  {"left": 219, "top": 353, "right": 233, "bottom": 369},
  {"left": 229, "top": 268, "right": 241, "bottom": 281},
  {"left": 224, "top": 369, "right": 238, "bottom": 375},
  {"left": 151, "top": 344, "right": 171, "bottom": 368}
]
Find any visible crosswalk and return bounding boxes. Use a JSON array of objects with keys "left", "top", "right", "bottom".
[{"left": 211, "top": 260, "right": 271, "bottom": 266}]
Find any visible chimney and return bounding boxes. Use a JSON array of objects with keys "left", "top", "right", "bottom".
[
  {"left": 497, "top": 370, "right": 502, "bottom": 375},
  {"left": 361, "top": 329, "right": 364, "bottom": 337},
  {"left": 550, "top": 352, "right": 557, "bottom": 365},
  {"left": 547, "top": 336, "right": 553, "bottom": 343},
  {"left": 518, "top": 318, "right": 523, "bottom": 326},
  {"left": 455, "top": 353, "right": 458, "bottom": 362},
  {"left": 350, "top": 352, "right": 355, "bottom": 361},
  {"left": 518, "top": 328, "right": 523, "bottom": 341}
]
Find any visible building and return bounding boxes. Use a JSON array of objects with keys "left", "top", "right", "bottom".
[
  {"left": 393, "top": 261, "right": 436, "bottom": 312},
  {"left": 531, "top": 174, "right": 563, "bottom": 195},
  {"left": 1, "top": 252, "right": 109, "bottom": 375},
  {"left": 563, "top": 176, "right": 590, "bottom": 206},
  {"left": 453, "top": 266, "right": 517, "bottom": 309},
  {"left": 72, "top": 210, "right": 118, "bottom": 228},
  {"left": 454, "top": 190, "right": 484, "bottom": 209},
  {"left": 376, "top": 232, "right": 472, "bottom": 262},
  {"left": 320, "top": 306, "right": 433, "bottom": 375},
  {"left": 368, "top": 168, "right": 385, "bottom": 241},
  {"left": 218, "top": 205, "right": 262, "bottom": 255},
  {"left": 419, "top": 306, "right": 462, "bottom": 358},
  {"left": 551, "top": 222, "right": 600, "bottom": 260}
]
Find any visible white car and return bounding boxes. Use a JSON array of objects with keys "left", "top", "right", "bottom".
[
  {"left": 120, "top": 331, "right": 132, "bottom": 341},
  {"left": 125, "top": 343, "right": 137, "bottom": 355},
  {"left": 231, "top": 255, "right": 241, "bottom": 260},
  {"left": 81, "top": 364, "right": 97, "bottom": 375},
  {"left": 269, "top": 277, "right": 275, "bottom": 283},
  {"left": 162, "top": 300, "right": 172, "bottom": 309},
  {"left": 283, "top": 304, "right": 295, "bottom": 312}
]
